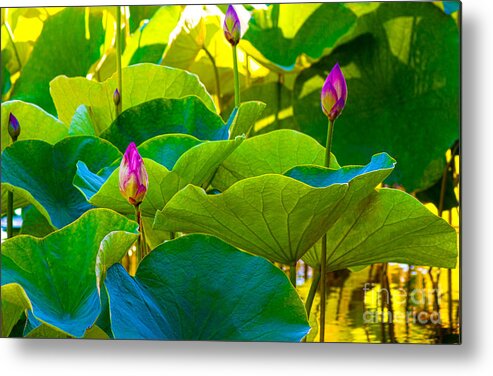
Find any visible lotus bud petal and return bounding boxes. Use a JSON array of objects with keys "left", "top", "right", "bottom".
[
  {"left": 8, "top": 113, "right": 20, "bottom": 142},
  {"left": 223, "top": 5, "right": 241, "bottom": 46},
  {"left": 113, "top": 88, "right": 121, "bottom": 107},
  {"left": 119, "top": 142, "right": 148, "bottom": 206},
  {"left": 321, "top": 63, "right": 347, "bottom": 121}
]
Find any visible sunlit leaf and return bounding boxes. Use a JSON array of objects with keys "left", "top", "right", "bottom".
[
  {"left": 11, "top": 7, "right": 105, "bottom": 114},
  {"left": 302, "top": 188, "right": 457, "bottom": 270},
  {"left": 212, "top": 129, "right": 339, "bottom": 192},
  {"left": 50, "top": 63, "right": 215, "bottom": 133}
]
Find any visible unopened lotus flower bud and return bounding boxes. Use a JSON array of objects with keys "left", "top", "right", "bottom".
[
  {"left": 8, "top": 113, "right": 20, "bottom": 142},
  {"left": 321, "top": 63, "right": 347, "bottom": 121},
  {"left": 223, "top": 5, "right": 241, "bottom": 46},
  {"left": 113, "top": 88, "right": 121, "bottom": 107},
  {"left": 119, "top": 142, "right": 148, "bottom": 206}
]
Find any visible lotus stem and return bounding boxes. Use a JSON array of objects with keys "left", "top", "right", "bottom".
[
  {"left": 134, "top": 205, "right": 147, "bottom": 261},
  {"left": 7, "top": 191, "right": 14, "bottom": 238},
  {"left": 203, "top": 46, "right": 222, "bottom": 112},
  {"left": 319, "top": 119, "right": 335, "bottom": 342},
  {"left": 232, "top": 45, "right": 240, "bottom": 108},
  {"left": 3, "top": 20, "right": 22, "bottom": 71},
  {"left": 305, "top": 268, "right": 320, "bottom": 318},
  {"left": 290, "top": 262, "right": 297, "bottom": 287},
  {"left": 115, "top": 6, "right": 123, "bottom": 117}
]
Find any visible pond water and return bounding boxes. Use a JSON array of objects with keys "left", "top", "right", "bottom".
[{"left": 296, "top": 261, "right": 460, "bottom": 344}]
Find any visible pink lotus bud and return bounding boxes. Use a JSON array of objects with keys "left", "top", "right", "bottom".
[
  {"left": 119, "top": 142, "right": 148, "bottom": 206},
  {"left": 8, "top": 113, "right": 20, "bottom": 142},
  {"left": 223, "top": 5, "right": 241, "bottom": 46},
  {"left": 321, "top": 63, "right": 347, "bottom": 121}
]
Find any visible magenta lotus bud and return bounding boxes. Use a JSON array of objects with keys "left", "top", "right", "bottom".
[
  {"left": 8, "top": 113, "right": 20, "bottom": 142},
  {"left": 119, "top": 142, "right": 148, "bottom": 206},
  {"left": 321, "top": 63, "right": 348, "bottom": 121},
  {"left": 223, "top": 5, "right": 241, "bottom": 46},
  {"left": 113, "top": 88, "right": 121, "bottom": 107}
]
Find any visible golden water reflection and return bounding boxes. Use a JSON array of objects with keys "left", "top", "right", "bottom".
[{"left": 298, "top": 261, "right": 460, "bottom": 343}]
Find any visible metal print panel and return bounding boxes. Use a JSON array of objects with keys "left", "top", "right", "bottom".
[{"left": 0, "top": 1, "right": 460, "bottom": 343}]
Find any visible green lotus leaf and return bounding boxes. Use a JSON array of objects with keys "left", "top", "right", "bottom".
[
  {"left": 25, "top": 324, "right": 109, "bottom": 339},
  {"left": 105, "top": 234, "right": 310, "bottom": 341},
  {"left": 122, "top": 6, "right": 181, "bottom": 66},
  {"left": 212, "top": 129, "right": 339, "bottom": 192},
  {"left": 100, "top": 97, "right": 229, "bottom": 152},
  {"left": 292, "top": 2, "right": 459, "bottom": 191},
  {"left": 226, "top": 101, "right": 267, "bottom": 139},
  {"left": 74, "top": 135, "right": 243, "bottom": 218},
  {"left": 156, "top": 153, "right": 395, "bottom": 264},
  {"left": 302, "top": 188, "right": 458, "bottom": 270},
  {"left": 1, "top": 136, "right": 121, "bottom": 228},
  {"left": 11, "top": 8, "right": 105, "bottom": 114},
  {"left": 1, "top": 100, "right": 68, "bottom": 152},
  {"left": 50, "top": 63, "right": 215, "bottom": 133},
  {"left": 20, "top": 205, "right": 56, "bottom": 238},
  {"left": 1, "top": 209, "right": 139, "bottom": 338},
  {"left": 68, "top": 105, "right": 96, "bottom": 136},
  {"left": 1, "top": 283, "right": 31, "bottom": 337},
  {"left": 243, "top": 3, "right": 357, "bottom": 70}
]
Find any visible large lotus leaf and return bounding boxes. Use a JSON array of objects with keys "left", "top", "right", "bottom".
[
  {"left": 1, "top": 136, "right": 122, "bottom": 228},
  {"left": 105, "top": 234, "right": 310, "bottom": 341},
  {"left": 293, "top": 2, "right": 459, "bottom": 192},
  {"left": 74, "top": 135, "right": 243, "bottom": 218},
  {"left": 1, "top": 209, "right": 139, "bottom": 338},
  {"left": 11, "top": 8, "right": 105, "bottom": 115},
  {"left": 212, "top": 130, "right": 339, "bottom": 192},
  {"left": 50, "top": 63, "right": 215, "bottom": 133},
  {"left": 156, "top": 153, "right": 395, "bottom": 264},
  {"left": 1, "top": 283, "right": 31, "bottom": 337},
  {"left": 100, "top": 97, "right": 229, "bottom": 152},
  {"left": 242, "top": 3, "right": 357, "bottom": 70},
  {"left": 1, "top": 100, "right": 68, "bottom": 152},
  {"left": 302, "top": 188, "right": 457, "bottom": 270},
  {"left": 122, "top": 6, "right": 182, "bottom": 66}
]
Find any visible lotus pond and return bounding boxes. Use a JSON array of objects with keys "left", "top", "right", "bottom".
[{"left": 1, "top": 2, "right": 460, "bottom": 343}]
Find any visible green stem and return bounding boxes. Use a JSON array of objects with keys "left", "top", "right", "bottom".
[
  {"left": 305, "top": 269, "right": 320, "bottom": 318},
  {"left": 319, "top": 119, "right": 335, "bottom": 342},
  {"left": 115, "top": 6, "right": 123, "bottom": 118},
  {"left": 3, "top": 21, "right": 22, "bottom": 71},
  {"left": 289, "top": 262, "right": 297, "bottom": 287},
  {"left": 232, "top": 45, "right": 240, "bottom": 108},
  {"left": 7, "top": 191, "right": 14, "bottom": 238},
  {"left": 134, "top": 205, "right": 147, "bottom": 261},
  {"left": 203, "top": 46, "right": 222, "bottom": 112}
]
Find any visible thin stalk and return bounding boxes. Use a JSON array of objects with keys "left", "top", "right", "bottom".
[
  {"left": 3, "top": 21, "right": 22, "bottom": 71},
  {"left": 319, "top": 119, "right": 335, "bottom": 342},
  {"left": 232, "top": 45, "right": 240, "bottom": 107},
  {"left": 289, "top": 262, "right": 297, "bottom": 287},
  {"left": 275, "top": 73, "right": 283, "bottom": 128},
  {"left": 305, "top": 269, "right": 320, "bottom": 318},
  {"left": 115, "top": 6, "right": 123, "bottom": 117},
  {"left": 7, "top": 191, "right": 14, "bottom": 238},
  {"left": 203, "top": 46, "right": 222, "bottom": 112},
  {"left": 134, "top": 205, "right": 147, "bottom": 261}
]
